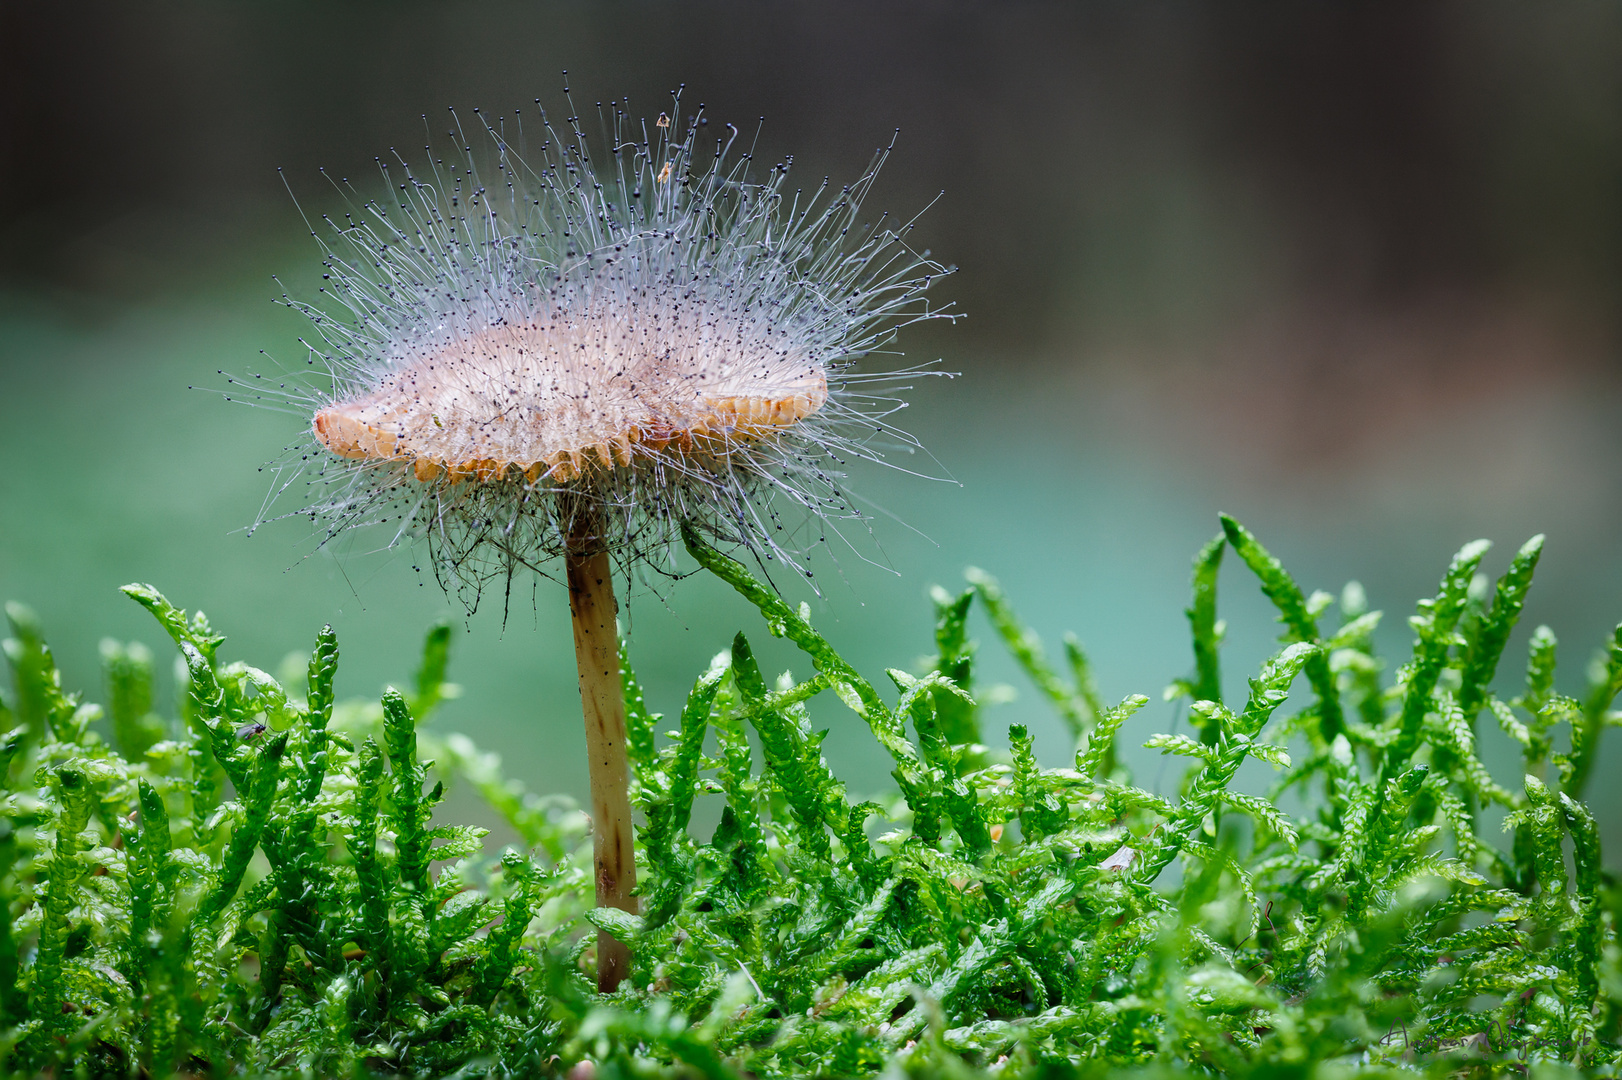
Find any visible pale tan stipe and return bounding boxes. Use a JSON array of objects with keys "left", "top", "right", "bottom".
[
  {"left": 566, "top": 546, "right": 636, "bottom": 992},
  {"left": 313, "top": 378, "right": 828, "bottom": 484}
]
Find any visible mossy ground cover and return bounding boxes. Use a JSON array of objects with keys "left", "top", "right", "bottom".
[{"left": 1, "top": 518, "right": 1618, "bottom": 1078}]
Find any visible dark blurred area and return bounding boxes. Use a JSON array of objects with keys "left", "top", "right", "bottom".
[
  {"left": 3, "top": 3, "right": 1621, "bottom": 848},
  {"left": 7, "top": 4, "right": 1619, "bottom": 359},
  {"left": 5, "top": 3, "right": 1621, "bottom": 461},
  {"left": 6, "top": 3, "right": 1622, "bottom": 473}
]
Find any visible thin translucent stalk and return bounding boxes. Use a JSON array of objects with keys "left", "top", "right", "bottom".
[{"left": 566, "top": 540, "right": 637, "bottom": 992}]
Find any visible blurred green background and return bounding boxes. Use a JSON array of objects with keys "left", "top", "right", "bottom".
[{"left": 3, "top": 3, "right": 1621, "bottom": 854}]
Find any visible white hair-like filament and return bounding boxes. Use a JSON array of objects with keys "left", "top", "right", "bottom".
[{"left": 242, "top": 85, "right": 957, "bottom": 605}]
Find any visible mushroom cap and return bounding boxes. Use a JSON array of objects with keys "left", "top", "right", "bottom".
[{"left": 313, "top": 317, "right": 828, "bottom": 485}]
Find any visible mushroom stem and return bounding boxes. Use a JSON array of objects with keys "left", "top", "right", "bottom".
[{"left": 565, "top": 540, "right": 637, "bottom": 993}]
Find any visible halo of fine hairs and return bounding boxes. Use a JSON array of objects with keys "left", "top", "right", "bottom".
[{"left": 243, "top": 82, "right": 958, "bottom": 611}]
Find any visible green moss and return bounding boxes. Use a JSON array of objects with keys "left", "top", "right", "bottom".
[{"left": 1, "top": 517, "right": 1618, "bottom": 1077}]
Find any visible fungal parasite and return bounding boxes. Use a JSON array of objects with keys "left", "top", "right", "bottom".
[{"left": 255, "top": 81, "right": 955, "bottom": 991}]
